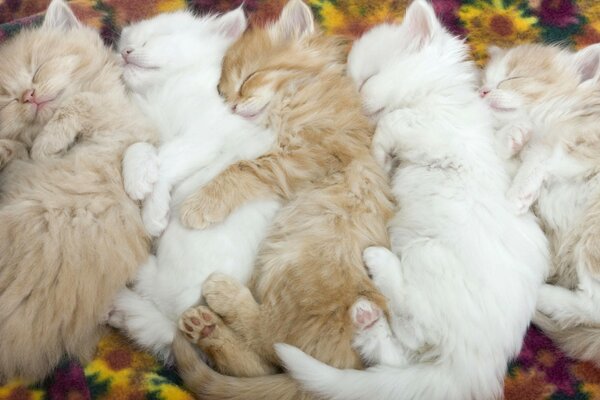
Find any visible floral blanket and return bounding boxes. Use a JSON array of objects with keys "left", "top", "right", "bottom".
[{"left": 1, "top": 0, "right": 600, "bottom": 399}]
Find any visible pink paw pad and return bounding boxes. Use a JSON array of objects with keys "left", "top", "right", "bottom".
[{"left": 351, "top": 298, "right": 383, "bottom": 330}]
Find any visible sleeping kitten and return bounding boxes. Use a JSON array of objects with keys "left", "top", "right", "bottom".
[
  {"left": 171, "top": 0, "right": 395, "bottom": 398},
  {"left": 481, "top": 43, "right": 600, "bottom": 365},
  {"left": 275, "top": 2, "right": 549, "bottom": 399},
  {"left": 0, "top": 0, "right": 155, "bottom": 382},
  {"left": 107, "top": 10, "right": 280, "bottom": 361}
]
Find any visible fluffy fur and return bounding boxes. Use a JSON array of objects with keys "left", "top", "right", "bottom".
[
  {"left": 171, "top": 0, "right": 395, "bottom": 398},
  {"left": 275, "top": 2, "right": 549, "bottom": 399},
  {"left": 107, "top": 10, "right": 281, "bottom": 361},
  {"left": 482, "top": 43, "right": 600, "bottom": 365},
  {"left": 0, "top": 0, "right": 155, "bottom": 382}
]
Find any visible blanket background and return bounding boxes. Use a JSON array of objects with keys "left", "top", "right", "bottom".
[{"left": 1, "top": 0, "right": 600, "bottom": 399}]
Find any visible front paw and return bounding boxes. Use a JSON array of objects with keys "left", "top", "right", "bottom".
[
  {"left": 180, "top": 193, "right": 231, "bottom": 229},
  {"left": 142, "top": 196, "right": 170, "bottom": 237},
  {"left": 123, "top": 143, "right": 159, "bottom": 201},
  {"left": 500, "top": 123, "right": 531, "bottom": 157},
  {"left": 30, "top": 135, "right": 68, "bottom": 160},
  {"left": 363, "top": 246, "right": 398, "bottom": 282},
  {"left": 506, "top": 185, "right": 537, "bottom": 215}
]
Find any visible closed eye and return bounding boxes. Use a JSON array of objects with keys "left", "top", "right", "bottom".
[
  {"left": 32, "top": 62, "right": 47, "bottom": 84},
  {"left": 239, "top": 71, "right": 258, "bottom": 95},
  {"left": 496, "top": 76, "right": 526, "bottom": 89}
]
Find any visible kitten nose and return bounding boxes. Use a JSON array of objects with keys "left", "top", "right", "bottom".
[
  {"left": 232, "top": 104, "right": 237, "bottom": 112},
  {"left": 21, "top": 89, "right": 36, "bottom": 104},
  {"left": 121, "top": 47, "right": 134, "bottom": 59},
  {"left": 479, "top": 88, "right": 490, "bottom": 98}
]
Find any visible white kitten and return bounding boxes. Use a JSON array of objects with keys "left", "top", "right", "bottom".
[
  {"left": 275, "top": 2, "right": 549, "bottom": 399},
  {"left": 108, "top": 10, "right": 280, "bottom": 360},
  {"left": 481, "top": 43, "right": 600, "bottom": 365}
]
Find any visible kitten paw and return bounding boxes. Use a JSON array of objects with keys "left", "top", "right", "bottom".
[
  {"left": 0, "top": 140, "right": 27, "bottom": 169},
  {"left": 30, "top": 135, "right": 68, "bottom": 160},
  {"left": 179, "top": 305, "right": 218, "bottom": 342},
  {"left": 351, "top": 298, "right": 383, "bottom": 330},
  {"left": 142, "top": 196, "right": 170, "bottom": 237},
  {"left": 363, "top": 246, "right": 397, "bottom": 281},
  {"left": 106, "top": 307, "right": 126, "bottom": 329},
  {"left": 507, "top": 187, "right": 536, "bottom": 215},
  {"left": 202, "top": 273, "right": 252, "bottom": 319},
  {"left": 123, "top": 143, "right": 159, "bottom": 201},
  {"left": 496, "top": 121, "right": 532, "bottom": 158},
  {"left": 180, "top": 195, "right": 230, "bottom": 230}
]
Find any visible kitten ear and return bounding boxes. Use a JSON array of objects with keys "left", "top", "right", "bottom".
[
  {"left": 402, "top": 0, "right": 441, "bottom": 48},
  {"left": 43, "top": 0, "right": 81, "bottom": 30},
  {"left": 574, "top": 44, "right": 600, "bottom": 83},
  {"left": 215, "top": 6, "right": 247, "bottom": 40},
  {"left": 270, "top": 0, "right": 315, "bottom": 42}
]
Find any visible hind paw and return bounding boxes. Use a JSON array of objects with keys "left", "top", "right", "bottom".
[
  {"left": 202, "top": 273, "right": 253, "bottom": 319},
  {"left": 351, "top": 298, "right": 383, "bottom": 330},
  {"left": 179, "top": 305, "right": 219, "bottom": 342}
]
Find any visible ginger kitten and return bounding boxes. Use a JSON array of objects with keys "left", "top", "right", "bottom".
[
  {"left": 481, "top": 43, "right": 600, "bottom": 365},
  {"left": 171, "top": 0, "right": 394, "bottom": 398},
  {"left": 0, "top": 0, "right": 155, "bottom": 382}
]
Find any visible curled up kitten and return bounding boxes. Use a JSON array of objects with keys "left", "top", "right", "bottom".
[
  {"left": 107, "top": 9, "right": 281, "bottom": 361},
  {"left": 0, "top": 0, "right": 156, "bottom": 382},
  {"left": 482, "top": 43, "right": 600, "bottom": 366},
  {"left": 170, "top": 0, "right": 395, "bottom": 399}
]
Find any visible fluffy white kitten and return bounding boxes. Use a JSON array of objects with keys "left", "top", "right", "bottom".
[
  {"left": 108, "top": 10, "right": 280, "bottom": 360},
  {"left": 276, "top": 2, "right": 549, "bottom": 399},
  {"left": 481, "top": 43, "right": 600, "bottom": 365}
]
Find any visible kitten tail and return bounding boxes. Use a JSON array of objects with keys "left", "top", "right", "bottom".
[
  {"left": 534, "top": 312, "right": 600, "bottom": 367},
  {"left": 276, "top": 343, "right": 495, "bottom": 400},
  {"left": 172, "top": 332, "right": 312, "bottom": 400}
]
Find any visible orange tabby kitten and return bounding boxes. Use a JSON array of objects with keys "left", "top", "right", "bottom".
[
  {"left": 0, "top": 0, "right": 156, "bottom": 382},
  {"left": 171, "top": 1, "right": 395, "bottom": 398}
]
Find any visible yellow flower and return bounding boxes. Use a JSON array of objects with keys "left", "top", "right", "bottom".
[
  {"left": 307, "top": 0, "right": 406, "bottom": 37},
  {"left": 459, "top": 0, "right": 539, "bottom": 63}
]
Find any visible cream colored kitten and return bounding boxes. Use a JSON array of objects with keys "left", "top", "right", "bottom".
[
  {"left": 482, "top": 43, "right": 600, "bottom": 365},
  {"left": 0, "top": 0, "right": 156, "bottom": 382}
]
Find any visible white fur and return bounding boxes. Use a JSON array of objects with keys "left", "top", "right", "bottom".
[
  {"left": 109, "top": 10, "right": 280, "bottom": 360},
  {"left": 276, "top": 2, "right": 549, "bottom": 399}
]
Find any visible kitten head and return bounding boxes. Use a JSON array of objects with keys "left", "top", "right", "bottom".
[
  {"left": 0, "top": 0, "right": 116, "bottom": 146},
  {"left": 347, "top": 0, "right": 472, "bottom": 121},
  {"left": 217, "top": 0, "right": 347, "bottom": 126},
  {"left": 118, "top": 9, "right": 247, "bottom": 94},
  {"left": 481, "top": 44, "right": 600, "bottom": 112}
]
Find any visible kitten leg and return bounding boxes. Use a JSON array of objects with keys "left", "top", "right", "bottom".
[
  {"left": 496, "top": 119, "right": 533, "bottom": 159},
  {"left": 350, "top": 298, "right": 408, "bottom": 367},
  {"left": 362, "top": 246, "right": 405, "bottom": 307},
  {"left": 201, "top": 273, "right": 260, "bottom": 339},
  {"left": 142, "top": 180, "right": 171, "bottom": 237},
  {"left": 180, "top": 149, "right": 324, "bottom": 229},
  {"left": 122, "top": 142, "right": 159, "bottom": 201},
  {"left": 0, "top": 139, "right": 28, "bottom": 170},
  {"left": 30, "top": 92, "right": 99, "bottom": 160},
  {"left": 179, "top": 305, "right": 274, "bottom": 376},
  {"left": 537, "top": 283, "right": 600, "bottom": 329},
  {"left": 506, "top": 145, "right": 551, "bottom": 214}
]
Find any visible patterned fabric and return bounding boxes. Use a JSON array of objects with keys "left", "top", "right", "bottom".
[{"left": 1, "top": 0, "right": 600, "bottom": 399}]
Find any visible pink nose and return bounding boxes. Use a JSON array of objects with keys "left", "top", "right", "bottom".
[
  {"left": 479, "top": 88, "right": 490, "bottom": 98},
  {"left": 121, "top": 47, "right": 134, "bottom": 59},
  {"left": 21, "top": 89, "right": 36, "bottom": 104}
]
